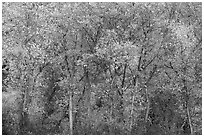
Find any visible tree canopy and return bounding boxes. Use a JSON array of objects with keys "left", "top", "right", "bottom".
[{"left": 2, "top": 2, "right": 202, "bottom": 135}]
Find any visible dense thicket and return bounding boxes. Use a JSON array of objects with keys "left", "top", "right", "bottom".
[{"left": 2, "top": 2, "right": 202, "bottom": 135}]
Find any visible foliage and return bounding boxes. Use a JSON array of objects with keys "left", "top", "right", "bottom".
[{"left": 2, "top": 2, "right": 202, "bottom": 135}]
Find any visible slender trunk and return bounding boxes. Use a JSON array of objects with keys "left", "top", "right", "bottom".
[
  {"left": 108, "top": 77, "right": 115, "bottom": 134},
  {"left": 182, "top": 76, "right": 194, "bottom": 135},
  {"left": 84, "top": 66, "right": 92, "bottom": 118},
  {"left": 19, "top": 75, "right": 30, "bottom": 134},
  {"left": 116, "top": 63, "right": 127, "bottom": 123},
  {"left": 73, "top": 86, "right": 86, "bottom": 130},
  {"left": 19, "top": 91, "right": 26, "bottom": 134},
  {"left": 109, "top": 100, "right": 113, "bottom": 134},
  {"left": 129, "top": 77, "right": 137, "bottom": 131},
  {"left": 144, "top": 65, "right": 157, "bottom": 124},
  {"left": 69, "top": 90, "right": 73, "bottom": 135},
  {"left": 145, "top": 88, "right": 150, "bottom": 123},
  {"left": 87, "top": 92, "right": 91, "bottom": 118},
  {"left": 186, "top": 104, "right": 194, "bottom": 135},
  {"left": 19, "top": 89, "right": 30, "bottom": 134},
  {"left": 65, "top": 55, "right": 74, "bottom": 134},
  {"left": 110, "top": 101, "right": 113, "bottom": 121},
  {"left": 164, "top": 114, "right": 170, "bottom": 134},
  {"left": 145, "top": 100, "right": 150, "bottom": 123},
  {"left": 144, "top": 85, "right": 150, "bottom": 134},
  {"left": 85, "top": 78, "right": 91, "bottom": 118},
  {"left": 129, "top": 93, "right": 135, "bottom": 131}
]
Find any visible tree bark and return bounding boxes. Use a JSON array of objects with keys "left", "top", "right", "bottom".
[
  {"left": 18, "top": 74, "right": 30, "bottom": 134},
  {"left": 182, "top": 76, "right": 194, "bottom": 135},
  {"left": 144, "top": 85, "right": 150, "bottom": 134},
  {"left": 145, "top": 89, "right": 150, "bottom": 123},
  {"left": 69, "top": 90, "right": 73, "bottom": 135},
  {"left": 65, "top": 55, "right": 74, "bottom": 134},
  {"left": 129, "top": 92, "right": 135, "bottom": 131},
  {"left": 129, "top": 76, "right": 137, "bottom": 131},
  {"left": 144, "top": 65, "right": 157, "bottom": 124},
  {"left": 186, "top": 103, "right": 194, "bottom": 135},
  {"left": 84, "top": 66, "right": 92, "bottom": 118}
]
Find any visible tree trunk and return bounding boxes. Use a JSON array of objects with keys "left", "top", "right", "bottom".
[
  {"left": 186, "top": 104, "right": 194, "bottom": 135},
  {"left": 145, "top": 88, "right": 150, "bottom": 123},
  {"left": 144, "top": 66, "right": 157, "bottom": 124},
  {"left": 144, "top": 85, "right": 150, "bottom": 134},
  {"left": 129, "top": 93, "right": 135, "bottom": 131},
  {"left": 182, "top": 77, "right": 194, "bottom": 135},
  {"left": 69, "top": 90, "right": 73, "bottom": 135},
  {"left": 129, "top": 76, "right": 137, "bottom": 131},
  {"left": 84, "top": 66, "right": 92, "bottom": 118},
  {"left": 86, "top": 90, "right": 91, "bottom": 118},
  {"left": 18, "top": 74, "right": 30, "bottom": 134},
  {"left": 19, "top": 89, "right": 30, "bottom": 134}
]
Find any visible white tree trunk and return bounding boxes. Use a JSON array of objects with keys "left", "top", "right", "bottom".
[{"left": 69, "top": 90, "right": 73, "bottom": 135}]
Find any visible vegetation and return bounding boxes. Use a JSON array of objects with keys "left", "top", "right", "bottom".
[{"left": 2, "top": 2, "right": 202, "bottom": 135}]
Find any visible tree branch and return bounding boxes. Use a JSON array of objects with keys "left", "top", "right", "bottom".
[{"left": 121, "top": 63, "right": 127, "bottom": 89}]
